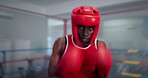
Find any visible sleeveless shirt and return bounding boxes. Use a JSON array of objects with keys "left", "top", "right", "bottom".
[{"left": 55, "top": 35, "right": 98, "bottom": 78}]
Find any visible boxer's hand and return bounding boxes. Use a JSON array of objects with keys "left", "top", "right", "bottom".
[{"left": 96, "top": 41, "right": 112, "bottom": 78}]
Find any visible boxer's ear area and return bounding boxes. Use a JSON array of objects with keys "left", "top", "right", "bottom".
[{"left": 93, "top": 10, "right": 97, "bottom": 13}]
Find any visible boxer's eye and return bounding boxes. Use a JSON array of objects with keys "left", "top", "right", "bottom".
[
  {"left": 78, "top": 25, "right": 84, "bottom": 30},
  {"left": 79, "top": 27, "right": 84, "bottom": 30},
  {"left": 89, "top": 26, "right": 95, "bottom": 31}
]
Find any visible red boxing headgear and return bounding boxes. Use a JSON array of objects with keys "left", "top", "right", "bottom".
[{"left": 72, "top": 6, "right": 101, "bottom": 46}]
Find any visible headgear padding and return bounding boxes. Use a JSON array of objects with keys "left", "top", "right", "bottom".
[{"left": 72, "top": 6, "right": 101, "bottom": 46}]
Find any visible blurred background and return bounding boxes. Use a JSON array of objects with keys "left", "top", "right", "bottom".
[{"left": 0, "top": 0, "right": 148, "bottom": 78}]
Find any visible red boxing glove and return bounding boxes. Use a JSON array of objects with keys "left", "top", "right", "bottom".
[{"left": 96, "top": 41, "right": 112, "bottom": 78}]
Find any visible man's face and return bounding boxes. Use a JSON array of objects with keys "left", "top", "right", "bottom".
[{"left": 77, "top": 25, "right": 95, "bottom": 45}]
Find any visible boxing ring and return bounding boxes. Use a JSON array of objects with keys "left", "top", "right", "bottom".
[
  {"left": 111, "top": 49, "right": 148, "bottom": 78},
  {"left": 0, "top": 48, "right": 50, "bottom": 78},
  {"left": 0, "top": 4, "right": 148, "bottom": 78}
]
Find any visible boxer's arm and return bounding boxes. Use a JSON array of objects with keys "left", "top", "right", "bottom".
[
  {"left": 48, "top": 38, "right": 65, "bottom": 78},
  {"left": 96, "top": 41, "right": 112, "bottom": 78}
]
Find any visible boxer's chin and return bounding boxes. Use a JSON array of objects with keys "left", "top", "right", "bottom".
[{"left": 81, "top": 38, "right": 90, "bottom": 44}]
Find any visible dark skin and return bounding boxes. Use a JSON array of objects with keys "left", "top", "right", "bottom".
[
  {"left": 77, "top": 25, "right": 95, "bottom": 47},
  {"left": 48, "top": 25, "right": 106, "bottom": 78}
]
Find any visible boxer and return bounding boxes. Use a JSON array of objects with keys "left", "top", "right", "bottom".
[{"left": 48, "top": 6, "right": 112, "bottom": 78}]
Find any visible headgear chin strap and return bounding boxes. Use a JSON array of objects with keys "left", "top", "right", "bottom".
[{"left": 71, "top": 6, "right": 101, "bottom": 46}]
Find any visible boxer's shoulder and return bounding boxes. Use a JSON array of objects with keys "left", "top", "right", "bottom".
[
  {"left": 55, "top": 37, "right": 65, "bottom": 44},
  {"left": 53, "top": 37, "right": 66, "bottom": 56},
  {"left": 97, "top": 40, "right": 107, "bottom": 47}
]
